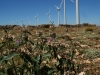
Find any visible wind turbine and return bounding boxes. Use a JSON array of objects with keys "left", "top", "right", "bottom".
[
  {"left": 13, "top": 21, "right": 14, "bottom": 25},
  {"left": 27, "top": 18, "right": 30, "bottom": 25},
  {"left": 46, "top": 7, "right": 51, "bottom": 24},
  {"left": 34, "top": 13, "right": 38, "bottom": 26},
  {"left": 55, "top": 0, "right": 63, "bottom": 25},
  {"left": 17, "top": 20, "right": 18, "bottom": 25},
  {"left": 21, "top": 18, "right": 23, "bottom": 25}
]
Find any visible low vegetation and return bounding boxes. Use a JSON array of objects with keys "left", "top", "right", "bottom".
[
  {"left": 85, "top": 27, "right": 94, "bottom": 32},
  {"left": 0, "top": 24, "right": 100, "bottom": 75}
]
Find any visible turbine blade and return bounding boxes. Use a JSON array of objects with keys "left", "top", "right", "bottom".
[
  {"left": 60, "top": 0, "right": 63, "bottom": 8},
  {"left": 55, "top": 5, "right": 59, "bottom": 9},
  {"left": 71, "top": 0, "right": 74, "bottom": 2},
  {"left": 49, "top": 7, "right": 51, "bottom": 13}
]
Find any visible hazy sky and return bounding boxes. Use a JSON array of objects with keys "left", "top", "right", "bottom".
[{"left": 0, "top": 0, "right": 100, "bottom": 26}]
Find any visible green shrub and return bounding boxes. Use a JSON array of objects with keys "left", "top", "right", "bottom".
[
  {"left": 85, "top": 27, "right": 93, "bottom": 31},
  {"left": 84, "top": 48, "right": 100, "bottom": 59}
]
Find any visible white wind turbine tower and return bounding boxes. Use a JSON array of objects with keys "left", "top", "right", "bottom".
[
  {"left": 76, "top": 0, "right": 80, "bottom": 24},
  {"left": 34, "top": 13, "right": 38, "bottom": 26},
  {"left": 71, "top": 0, "right": 80, "bottom": 24},
  {"left": 63, "top": 0, "right": 74, "bottom": 25},
  {"left": 63, "top": 0, "right": 66, "bottom": 25},
  {"left": 55, "top": 0, "right": 63, "bottom": 25},
  {"left": 46, "top": 7, "right": 51, "bottom": 24}
]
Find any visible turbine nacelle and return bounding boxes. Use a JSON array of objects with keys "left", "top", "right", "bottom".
[
  {"left": 34, "top": 13, "right": 38, "bottom": 19},
  {"left": 46, "top": 13, "right": 50, "bottom": 16},
  {"left": 34, "top": 16, "right": 38, "bottom": 19},
  {"left": 55, "top": 5, "right": 60, "bottom": 11}
]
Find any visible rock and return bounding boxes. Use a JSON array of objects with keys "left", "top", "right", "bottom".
[
  {"left": 83, "top": 59, "right": 91, "bottom": 64},
  {"left": 78, "top": 71, "right": 85, "bottom": 75},
  {"left": 80, "top": 44, "right": 89, "bottom": 48}
]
